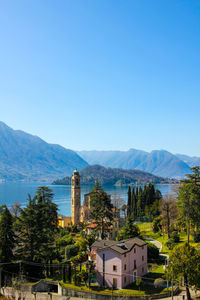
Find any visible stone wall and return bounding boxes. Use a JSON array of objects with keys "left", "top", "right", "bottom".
[
  {"left": 1, "top": 287, "right": 70, "bottom": 300},
  {"left": 1, "top": 285, "right": 179, "bottom": 300}
]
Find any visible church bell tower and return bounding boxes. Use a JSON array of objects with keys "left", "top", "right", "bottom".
[{"left": 71, "top": 169, "right": 80, "bottom": 225}]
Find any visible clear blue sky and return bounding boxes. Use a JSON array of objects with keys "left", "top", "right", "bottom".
[{"left": 0, "top": 0, "right": 200, "bottom": 156}]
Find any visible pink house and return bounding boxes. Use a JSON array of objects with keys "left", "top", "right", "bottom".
[{"left": 91, "top": 238, "right": 147, "bottom": 289}]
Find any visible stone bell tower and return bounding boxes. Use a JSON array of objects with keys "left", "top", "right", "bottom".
[{"left": 71, "top": 169, "right": 80, "bottom": 225}]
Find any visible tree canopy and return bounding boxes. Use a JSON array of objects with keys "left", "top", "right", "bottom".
[
  {"left": 16, "top": 187, "right": 58, "bottom": 263},
  {"left": 90, "top": 182, "right": 113, "bottom": 239},
  {"left": 117, "top": 216, "right": 140, "bottom": 240},
  {"left": 177, "top": 167, "right": 200, "bottom": 243},
  {"left": 0, "top": 205, "right": 15, "bottom": 263},
  {"left": 168, "top": 243, "right": 200, "bottom": 300}
]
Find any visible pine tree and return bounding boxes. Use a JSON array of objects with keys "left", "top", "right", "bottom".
[
  {"left": 118, "top": 217, "right": 140, "bottom": 240},
  {"left": 17, "top": 187, "right": 58, "bottom": 263}
]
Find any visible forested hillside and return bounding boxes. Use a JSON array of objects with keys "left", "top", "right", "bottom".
[{"left": 52, "top": 165, "right": 177, "bottom": 185}]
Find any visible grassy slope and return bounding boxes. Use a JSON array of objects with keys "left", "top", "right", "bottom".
[{"left": 138, "top": 222, "right": 199, "bottom": 256}]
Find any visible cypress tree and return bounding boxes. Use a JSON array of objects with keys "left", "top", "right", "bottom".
[
  {"left": 137, "top": 187, "right": 143, "bottom": 220},
  {"left": 131, "top": 188, "right": 137, "bottom": 219},
  {"left": 127, "top": 186, "right": 131, "bottom": 216}
]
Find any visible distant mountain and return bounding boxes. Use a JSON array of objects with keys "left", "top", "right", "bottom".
[
  {"left": 0, "top": 122, "right": 88, "bottom": 181},
  {"left": 78, "top": 149, "right": 191, "bottom": 178},
  {"left": 52, "top": 165, "right": 178, "bottom": 186},
  {"left": 176, "top": 154, "right": 200, "bottom": 168}
]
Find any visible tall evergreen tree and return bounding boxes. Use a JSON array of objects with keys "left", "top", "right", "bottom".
[
  {"left": 90, "top": 182, "right": 113, "bottom": 239},
  {"left": 127, "top": 186, "right": 131, "bottom": 217},
  {"left": 17, "top": 187, "right": 58, "bottom": 263},
  {"left": 0, "top": 206, "right": 15, "bottom": 262},
  {"left": 131, "top": 188, "right": 137, "bottom": 219},
  {"left": 118, "top": 217, "right": 140, "bottom": 240},
  {"left": 177, "top": 167, "right": 200, "bottom": 243}
]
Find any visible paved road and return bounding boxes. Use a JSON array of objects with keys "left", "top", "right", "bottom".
[{"left": 145, "top": 237, "right": 169, "bottom": 259}]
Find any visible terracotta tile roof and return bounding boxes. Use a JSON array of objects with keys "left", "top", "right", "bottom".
[
  {"left": 91, "top": 237, "right": 147, "bottom": 254},
  {"left": 87, "top": 224, "right": 97, "bottom": 229}
]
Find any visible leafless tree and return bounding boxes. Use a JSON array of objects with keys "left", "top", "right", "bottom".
[
  {"left": 160, "top": 194, "right": 178, "bottom": 238},
  {"left": 11, "top": 201, "right": 21, "bottom": 217}
]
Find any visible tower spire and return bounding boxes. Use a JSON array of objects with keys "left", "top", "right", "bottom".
[{"left": 71, "top": 169, "right": 80, "bottom": 224}]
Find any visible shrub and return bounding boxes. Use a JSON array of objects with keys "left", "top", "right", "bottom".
[
  {"left": 152, "top": 216, "right": 162, "bottom": 233},
  {"left": 154, "top": 278, "right": 165, "bottom": 288},
  {"left": 72, "top": 271, "right": 81, "bottom": 286},
  {"left": 147, "top": 243, "right": 160, "bottom": 261},
  {"left": 171, "top": 231, "right": 180, "bottom": 243},
  {"left": 136, "top": 278, "right": 143, "bottom": 290},
  {"left": 194, "top": 231, "right": 200, "bottom": 243},
  {"left": 166, "top": 238, "right": 175, "bottom": 250}
]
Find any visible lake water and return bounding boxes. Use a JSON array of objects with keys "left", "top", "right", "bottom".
[{"left": 0, "top": 182, "right": 176, "bottom": 216}]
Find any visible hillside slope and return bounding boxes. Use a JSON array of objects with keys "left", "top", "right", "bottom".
[
  {"left": 78, "top": 149, "right": 191, "bottom": 178},
  {"left": 52, "top": 165, "right": 177, "bottom": 185},
  {"left": 0, "top": 122, "right": 88, "bottom": 181},
  {"left": 176, "top": 153, "right": 200, "bottom": 168}
]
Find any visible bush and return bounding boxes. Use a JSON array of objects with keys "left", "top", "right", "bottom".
[
  {"left": 147, "top": 243, "right": 160, "bottom": 261},
  {"left": 152, "top": 216, "right": 162, "bottom": 233},
  {"left": 72, "top": 271, "right": 82, "bottom": 286},
  {"left": 166, "top": 238, "right": 175, "bottom": 250},
  {"left": 154, "top": 278, "right": 165, "bottom": 288},
  {"left": 194, "top": 231, "right": 200, "bottom": 243},
  {"left": 136, "top": 278, "right": 143, "bottom": 290},
  {"left": 171, "top": 231, "right": 180, "bottom": 243}
]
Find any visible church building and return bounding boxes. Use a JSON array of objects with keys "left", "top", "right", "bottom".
[{"left": 58, "top": 169, "right": 121, "bottom": 239}]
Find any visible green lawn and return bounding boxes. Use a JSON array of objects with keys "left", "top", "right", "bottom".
[
  {"left": 62, "top": 282, "right": 169, "bottom": 296},
  {"left": 138, "top": 222, "right": 200, "bottom": 256},
  {"left": 62, "top": 264, "right": 168, "bottom": 296}
]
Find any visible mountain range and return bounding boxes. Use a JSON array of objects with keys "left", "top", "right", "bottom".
[
  {"left": 52, "top": 165, "right": 177, "bottom": 186},
  {"left": 77, "top": 149, "right": 195, "bottom": 178},
  {"left": 0, "top": 121, "right": 199, "bottom": 181},
  {"left": 0, "top": 122, "right": 88, "bottom": 181}
]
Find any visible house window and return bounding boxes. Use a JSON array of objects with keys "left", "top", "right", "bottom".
[
  {"left": 113, "top": 278, "right": 117, "bottom": 288},
  {"left": 142, "top": 267, "right": 144, "bottom": 273},
  {"left": 142, "top": 246, "right": 144, "bottom": 250},
  {"left": 124, "top": 264, "right": 126, "bottom": 271},
  {"left": 134, "top": 248, "right": 136, "bottom": 253},
  {"left": 124, "top": 253, "right": 126, "bottom": 258},
  {"left": 124, "top": 276, "right": 126, "bottom": 284},
  {"left": 142, "top": 256, "right": 144, "bottom": 261},
  {"left": 134, "top": 260, "right": 136, "bottom": 269},
  {"left": 113, "top": 265, "right": 117, "bottom": 271}
]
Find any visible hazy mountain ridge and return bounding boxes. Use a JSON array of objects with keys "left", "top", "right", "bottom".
[
  {"left": 0, "top": 121, "right": 198, "bottom": 181},
  {"left": 78, "top": 149, "right": 193, "bottom": 178},
  {"left": 52, "top": 165, "right": 177, "bottom": 186},
  {"left": 176, "top": 154, "right": 200, "bottom": 168},
  {"left": 0, "top": 122, "right": 88, "bottom": 181}
]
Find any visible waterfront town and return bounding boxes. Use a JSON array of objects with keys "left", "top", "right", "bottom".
[
  {"left": 1, "top": 1, "right": 200, "bottom": 299},
  {"left": 0, "top": 167, "right": 200, "bottom": 300}
]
